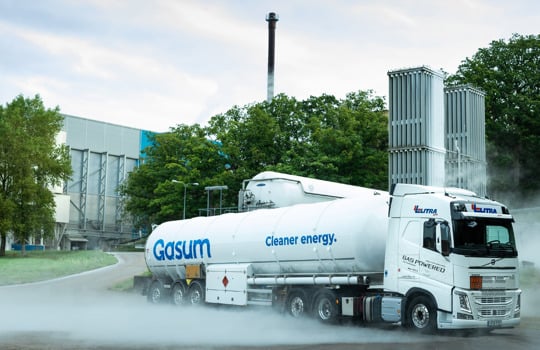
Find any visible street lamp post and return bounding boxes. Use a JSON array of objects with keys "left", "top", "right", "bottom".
[{"left": 172, "top": 180, "right": 199, "bottom": 219}]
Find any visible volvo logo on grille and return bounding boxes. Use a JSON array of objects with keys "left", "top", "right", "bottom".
[{"left": 481, "top": 257, "right": 504, "bottom": 267}]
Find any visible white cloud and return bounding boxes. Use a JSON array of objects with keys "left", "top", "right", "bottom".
[
  {"left": 1, "top": 16, "right": 222, "bottom": 131},
  {"left": 1, "top": 0, "right": 539, "bottom": 131}
]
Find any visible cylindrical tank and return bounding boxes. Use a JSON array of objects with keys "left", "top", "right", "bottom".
[
  {"left": 145, "top": 191, "right": 389, "bottom": 281},
  {"left": 240, "top": 171, "right": 383, "bottom": 210}
]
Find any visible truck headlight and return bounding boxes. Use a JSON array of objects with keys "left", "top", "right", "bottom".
[{"left": 456, "top": 292, "right": 471, "bottom": 313}]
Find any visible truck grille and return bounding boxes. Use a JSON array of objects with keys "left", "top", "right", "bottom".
[
  {"left": 479, "top": 309, "right": 509, "bottom": 317},
  {"left": 473, "top": 294, "right": 513, "bottom": 319},
  {"left": 477, "top": 296, "right": 512, "bottom": 305}
]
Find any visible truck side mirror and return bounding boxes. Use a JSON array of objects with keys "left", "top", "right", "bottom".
[{"left": 423, "top": 219, "right": 437, "bottom": 251}]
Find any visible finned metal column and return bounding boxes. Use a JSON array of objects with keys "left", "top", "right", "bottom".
[
  {"left": 266, "top": 12, "right": 279, "bottom": 102},
  {"left": 115, "top": 154, "right": 126, "bottom": 232},
  {"left": 444, "top": 85, "right": 486, "bottom": 195},
  {"left": 79, "top": 149, "right": 89, "bottom": 230},
  {"left": 97, "top": 152, "right": 108, "bottom": 232},
  {"left": 387, "top": 66, "right": 446, "bottom": 188}
]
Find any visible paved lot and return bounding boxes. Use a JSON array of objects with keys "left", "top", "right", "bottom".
[{"left": 0, "top": 252, "right": 538, "bottom": 350}]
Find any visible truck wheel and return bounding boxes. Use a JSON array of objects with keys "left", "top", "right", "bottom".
[
  {"left": 313, "top": 290, "right": 339, "bottom": 324},
  {"left": 405, "top": 295, "right": 437, "bottom": 332},
  {"left": 147, "top": 280, "right": 165, "bottom": 304},
  {"left": 171, "top": 281, "right": 187, "bottom": 306},
  {"left": 286, "top": 290, "right": 310, "bottom": 318},
  {"left": 187, "top": 280, "right": 205, "bottom": 306}
]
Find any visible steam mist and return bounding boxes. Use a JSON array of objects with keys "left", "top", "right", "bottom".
[
  {"left": 1, "top": 205, "right": 539, "bottom": 350},
  {"left": 514, "top": 207, "right": 540, "bottom": 266},
  {"left": 0, "top": 254, "right": 427, "bottom": 349},
  {"left": 0, "top": 286, "right": 425, "bottom": 349},
  {"left": 512, "top": 205, "right": 540, "bottom": 319}
]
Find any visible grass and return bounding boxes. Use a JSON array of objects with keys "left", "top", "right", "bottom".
[
  {"left": 109, "top": 276, "right": 137, "bottom": 292},
  {"left": 0, "top": 250, "right": 118, "bottom": 286}
]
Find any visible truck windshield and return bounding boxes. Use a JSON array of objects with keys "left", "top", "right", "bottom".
[{"left": 452, "top": 218, "right": 517, "bottom": 257}]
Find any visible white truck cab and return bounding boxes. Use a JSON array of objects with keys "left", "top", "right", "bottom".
[{"left": 384, "top": 184, "right": 521, "bottom": 330}]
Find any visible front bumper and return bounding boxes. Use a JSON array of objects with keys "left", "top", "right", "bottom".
[
  {"left": 438, "top": 311, "right": 520, "bottom": 329},
  {"left": 437, "top": 288, "right": 521, "bottom": 330}
]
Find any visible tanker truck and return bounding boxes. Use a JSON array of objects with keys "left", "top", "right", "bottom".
[
  {"left": 238, "top": 171, "right": 377, "bottom": 210},
  {"left": 142, "top": 183, "right": 521, "bottom": 332}
]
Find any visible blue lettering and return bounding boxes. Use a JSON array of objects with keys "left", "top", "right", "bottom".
[
  {"left": 165, "top": 241, "right": 174, "bottom": 260},
  {"left": 193, "top": 239, "right": 212, "bottom": 258},
  {"left": 322, "top": 233, "right": 335, "bottom": 246},
  {"left": 265, "top": 235, "right": 299, "bottom": 246},
  {"left": 472, "top": 204, "right": 497, "bottom": 214},
  {"left": 175, "top": 241, "right": 183, "bottom": 259},
  {"left": 266, "top": 234, "right": 336, "bottom": 247},
  {"left": 152, "top": 238, "right": 212, "bottom": 261},
  {"left": 413, "top": 205, "right": 438, "bottom": 214},
  {"left": 153, "top": 239, "right": 165, "bottom": 261},
  {"left": 183, "top": 240, "right": 193, "bottom": 259}
]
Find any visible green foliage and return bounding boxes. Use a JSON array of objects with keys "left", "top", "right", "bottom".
[
  {"left": 446, "top": 34, "right": 540, "bottom": 203},
  {"left": 209, "top": 91, "right": 388, "bottom": 189},
  {"left": 120, "top": 124, "right": 230, "bottom": 231},
  {"left": 0, "top": 95, "right": 72, "bottom": 255},
  {"left": 121, "top": 90, "right": 388, "bottom": 230}
]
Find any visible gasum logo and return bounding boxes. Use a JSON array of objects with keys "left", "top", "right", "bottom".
[
  {"left": 413, "top": 205, "right": 438, "bottom": 214},
  {"left": 153, "top": 238, "right": 212, "bottom": 261},
  {"left": 472, "top": 203, "right": 497, "bottom": 214}
]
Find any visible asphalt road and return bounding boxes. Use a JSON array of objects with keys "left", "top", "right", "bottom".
[{"left": 0, "top": 252, "right": 538, "bottom": 350}]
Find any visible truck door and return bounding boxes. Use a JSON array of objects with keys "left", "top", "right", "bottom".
[
  {"left": 398, "top": 220, "right": 422, "bottom": 275},
  {"left": 418, "top": 220, "right": 453, "bottom": 286}
]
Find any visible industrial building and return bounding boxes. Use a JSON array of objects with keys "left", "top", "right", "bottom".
[
  {"left": 55, "top": 115, "right": 155, "bottom": 250},
  {"left": 7, "top": 114, "right": 153, "bottom": 251}
]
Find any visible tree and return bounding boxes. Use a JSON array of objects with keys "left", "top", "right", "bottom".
[
  {"left": 207, "top": 95, "right": 301, "bottom": 175},
  {"left": 121, "top": 90, "right": 389, "bottom": 230},
  {"left": 119, "top": 124, "right": 231, "bottom": 232},
  {"left": 0, "top": 95, "right": 72, "bottom": 256},
  {"left": 446, "top": 34, "right": 540, "bottom": 204},
  {"left": 208, "top": 91, "right": 388, "bottom": 189},
  {"left": 284, "top": 91, "right": 387, "bottom": 188}
]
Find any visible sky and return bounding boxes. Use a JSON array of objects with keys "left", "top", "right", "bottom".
[{"left": 1, "top": 0, "right": 538, "bottom": 132}]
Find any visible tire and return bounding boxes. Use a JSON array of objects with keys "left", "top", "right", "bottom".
[
  {"left": 187, "top": 280, "right": 205, "bottom": 306},
  {"left": 147, "top": 280, "right": 165, "bottom": 304},
  {"left": 286, "top": 290, "right": 310, "bottom": 318},
  {"left": 171, "top": 281, "right": 187, "bottom": 306},
  {"left": 405, "top": 295, "right": 437, "bottom": 332},
  {"left": 313, "top": 290, "right": 339, "bottom": 324}
]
